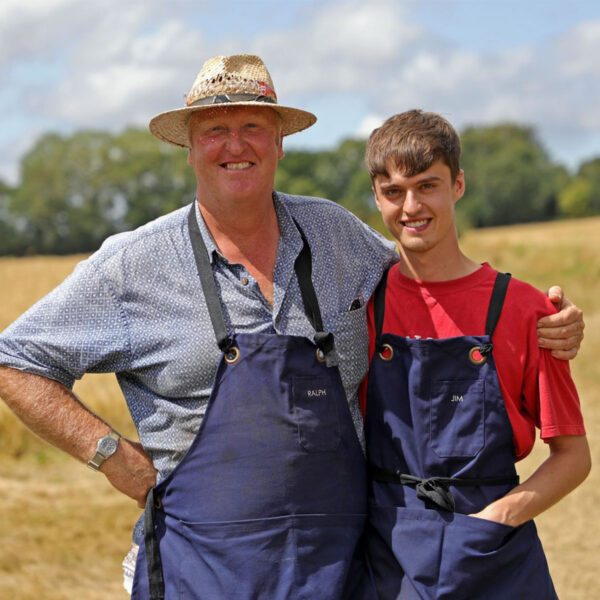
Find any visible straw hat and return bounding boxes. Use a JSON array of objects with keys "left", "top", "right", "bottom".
[{"left": 149, "top": 54, "right": 317, "bottom": 147}]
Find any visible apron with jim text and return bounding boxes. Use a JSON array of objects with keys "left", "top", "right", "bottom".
[
  {"left": 365, "top": 270, "right": 557, "bottom": 600},
  {"left": 131, "top": 207, "right": 374, "bottom": 599}
]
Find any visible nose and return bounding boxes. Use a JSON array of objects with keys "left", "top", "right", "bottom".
[
  {"left": 403, "top": 190, "right": 421, "bottom": 213},
  {"left": 224, "top": 129, "right": 246, "bottom": 153}
]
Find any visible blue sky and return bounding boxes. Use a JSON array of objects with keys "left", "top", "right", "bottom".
[{"left": 1, "top": 0, "right": 599, "bottom": 185}]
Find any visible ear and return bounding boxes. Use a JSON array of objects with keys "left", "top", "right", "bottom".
[
  {"left": 372, "top": 185, "right": 383, "bottom": 212},
  {"left": 277, "top": 137, "right": 284, "bottom": 160},
  {"left": 453, "top": 169, "right": 465, "bottom": 203},
  {"left": 187, "top": 148, "right": 192, "bottom": 166}
]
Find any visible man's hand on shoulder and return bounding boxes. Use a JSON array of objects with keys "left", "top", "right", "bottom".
[{"left": 537, "top": 286, "right": 585, "bottom": 360}]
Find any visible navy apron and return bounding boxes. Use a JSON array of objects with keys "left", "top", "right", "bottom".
[
  {"left": 365, "top": 270, "right": 558, "bottom": 600},
  {"left": 131, "top": 207, "right": 374, "bottom": 599}
]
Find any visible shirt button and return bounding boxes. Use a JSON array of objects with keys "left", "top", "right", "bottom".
[
  {"left": 240, "top": 277, "right": 249, "bottom": 286},
  {"left": 275, "top": 314, "right": 281, "bottom": 323}
]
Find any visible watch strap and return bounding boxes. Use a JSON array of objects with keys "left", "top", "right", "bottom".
[{"left": 87, "top": 428, "right": 121, "bottom": 471}]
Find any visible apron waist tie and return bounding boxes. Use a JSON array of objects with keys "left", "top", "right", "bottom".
[{"left": 369, "top": 464, "right": 519, "bottom": 512}]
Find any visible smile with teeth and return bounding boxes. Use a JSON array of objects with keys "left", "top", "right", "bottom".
[
  {"left": 223, "top": 161, "right": 253, "bottom": 170},
  {"left": 403, "top": 218, "right": 430, "bottom": 229}
]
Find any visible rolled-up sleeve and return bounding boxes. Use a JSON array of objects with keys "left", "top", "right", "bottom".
[{"left": 0, "top": 258, "right": 131, "bottom": 389}]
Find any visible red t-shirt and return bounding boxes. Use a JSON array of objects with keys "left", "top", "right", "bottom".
[{"left": 360, "top": 262, "right": 585, "bottom": 461}]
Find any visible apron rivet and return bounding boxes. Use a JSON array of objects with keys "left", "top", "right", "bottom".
[
  {"left": 378, "top": 343, "right": 394, "bottom": 361},
  {"left": 316, "top": 348, "right": 326, "bottom": 362},
  {"left": 225, "top": 346, "right": 240, "bottom": 364},
  {"left": 469, "top": 346, "right": 487, "bottom": 365}
]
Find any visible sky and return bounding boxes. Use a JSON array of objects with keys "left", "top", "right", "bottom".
[{"left": 1, "top": 0, "right": 599, "bottom": 186}]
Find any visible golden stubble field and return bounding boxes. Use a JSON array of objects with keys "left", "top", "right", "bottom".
[{"left": 1, "top": 216, "right": 599, "bottom": 599}]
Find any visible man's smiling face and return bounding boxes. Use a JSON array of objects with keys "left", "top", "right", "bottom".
[
  {"left": 187, "top": 105, "right": 284, "bottom": 206},
  {"left": 372, "top": 159, "right": 465, "bottom": 256}
]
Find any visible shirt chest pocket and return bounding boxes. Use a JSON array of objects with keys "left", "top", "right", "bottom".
[{"left": 323, "top": 305, "right": 369, "bottom": 396}]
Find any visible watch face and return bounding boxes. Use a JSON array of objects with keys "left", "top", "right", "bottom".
[{"left": 98, "top": 435, "right": 119, "bottom": 456}]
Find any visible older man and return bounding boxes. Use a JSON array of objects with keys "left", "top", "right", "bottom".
[{"left": 0, "top": 55, "right": 583, "bottom": 599}]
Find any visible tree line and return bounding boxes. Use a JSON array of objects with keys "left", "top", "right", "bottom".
[{"left": 1, "top": 124, "right": 599, "bottom": 255}]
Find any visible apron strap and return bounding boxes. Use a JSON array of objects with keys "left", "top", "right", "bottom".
[
  {"left": 187, "top": 206, "right": 232, "bottom": 352},
  {"left": 372, "top": 267, "right": 390, "bottom": 350},
  {"left": 374, "top": 269, "right": 511, "bottom": 353},
  {"left": 187, "top": 203, "right": 336, "bottom": 360},
  {"left": 292, "top": 218, "right": 335, "bottom": 359},
  {"left": 369, "top": 464, "right": 519, "bottom": 513},
  {"left": 485, "top": 272, "right": 512, "bottom": 337},
  {"left": 479, "top": 271, "right": 512, "bottom": 356},
  {"left": 144, "top": 488, "right": 165, "bottom": 600}
]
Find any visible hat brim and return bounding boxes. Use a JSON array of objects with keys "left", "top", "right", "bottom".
[{"left": 149, "top": 103, "right": 317, "bottom": 147}]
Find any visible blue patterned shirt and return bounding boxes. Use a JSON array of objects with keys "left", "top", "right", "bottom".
[{"left": 0, "top": 192, "right": 396, "bottom": 478}]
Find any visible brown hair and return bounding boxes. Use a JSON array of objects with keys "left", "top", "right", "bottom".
[{"left": 365, "top": 109, "right": 461, "bottom": 181}]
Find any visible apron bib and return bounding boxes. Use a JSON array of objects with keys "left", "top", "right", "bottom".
[
  {"left": 365, "top": 270, "right": 558, "bottom": 600},
  {"left": 131, "top": 207, "right": 374, "bottom": 599}
]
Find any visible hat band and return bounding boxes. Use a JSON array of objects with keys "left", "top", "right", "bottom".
[{"left": 190, "top": 93, "right": 276, "bottom": 107}]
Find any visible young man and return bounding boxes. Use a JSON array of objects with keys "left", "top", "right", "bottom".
[{"left": 360, "top": 110, "right": 590, "bottom": 600}]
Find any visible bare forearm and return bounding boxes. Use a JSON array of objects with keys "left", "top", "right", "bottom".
[
  {"left": 0, "top": 366, "right": 108, "bottom": 461},
  {"left": 470, "top": 436, "right": 591, "bottom": 527},
  {"left": 0, "top": 366, "right": 157, "bottom": 506}
]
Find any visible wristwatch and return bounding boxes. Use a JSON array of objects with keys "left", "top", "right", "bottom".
[{"left": 87, "top": 428, "right": 121, "bottom": 471}]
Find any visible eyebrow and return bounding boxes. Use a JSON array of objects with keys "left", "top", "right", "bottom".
[{"left": 379, "top": 175, "right": 443, "bottom": 189}]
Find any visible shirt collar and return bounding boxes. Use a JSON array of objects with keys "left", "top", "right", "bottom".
[
  {"left": 192, "top": 193, "right": 303, "bottom": 265},
  {"left": 192, "top": 200, "right": 222, "bottom": 265}
]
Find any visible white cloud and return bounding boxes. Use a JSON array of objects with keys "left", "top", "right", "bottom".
[
  {"left": 355, "top": 113, "right": 385, "bottom": 139},
  {"left": 253, "top": 0, "right": 423, "bottom": 95},
  {"left": 557, "top": 19, "right": 600, "bottom": 76},
  {"left": 43, "top": 17, "right": 207, "bottom": 128},
  {"left": 0, "top": 1, "right": 106, "bottom": 69}
]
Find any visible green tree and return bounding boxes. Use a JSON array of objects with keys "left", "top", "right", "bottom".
[
  {"left": 459, "top": 124, "right": 561, "bottom": 227},
  {"left": 0, "top": 181, "right": 28, "bottom": 255},
  {"left": 559, "top": 178, "right": 595, "bottom": 217},
  {"left": 277, "top": 138, "right": 378, "bottom": 222},
  {"left": 9, "top": 129, "right": 195, "bottom": 254},
  {"left": 275, "top": 151, "right": 325, "bottom": 197},
  {"left": 559, "top": 158, "right": 600, "bottom": 217}
]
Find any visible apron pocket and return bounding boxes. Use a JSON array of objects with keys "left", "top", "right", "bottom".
[
  {"left": 429, "top": 379, "right": 485, "bottom": 458},
  {"left": 177, "top": 513, "right": 366, "bottom": 600},
  {"left": 437, "top": 513, "right": 554, "bottom": 600},
  {"left": 292, "top": 376, "right": 341, "bottom": 451}
]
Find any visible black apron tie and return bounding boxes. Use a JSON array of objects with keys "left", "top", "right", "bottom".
[
  {"left": 369, "top": 464, "right": 519, "bottom": 513},
  {"left": 144, "top": 489, "right": 165, "bottom": 600}
]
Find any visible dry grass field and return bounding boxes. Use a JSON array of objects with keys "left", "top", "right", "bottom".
[{"left": 0, "top": 216, "right": 599, "bottom": 599}]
